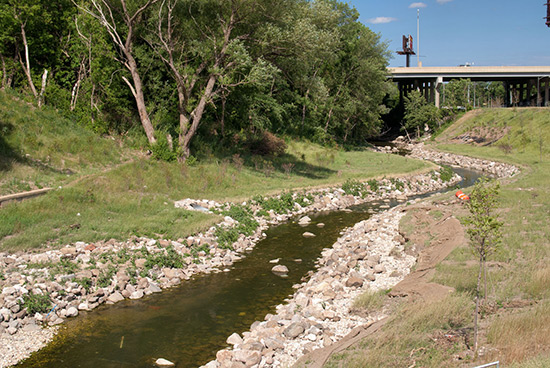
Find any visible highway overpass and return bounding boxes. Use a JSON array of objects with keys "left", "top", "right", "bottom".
[{"left": 389, "top": 66, "right": 550, "bottom": 107}]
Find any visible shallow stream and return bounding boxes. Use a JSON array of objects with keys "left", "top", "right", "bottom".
[{"left": 17, "top": 168, "right": 482, "bottom": 368}]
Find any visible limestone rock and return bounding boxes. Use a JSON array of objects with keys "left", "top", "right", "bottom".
[
  {"left": 107, "top": 291, "right": 124, "bottom": 303},
  {"left": 302, "top": 232, "right": 316, "bottom": 238},
  {"left": 226, "top": 332, "right": 243, "bottom": 346},
  {"left": 271, "top": 265, "right": 289, "bottom": 275},
  {"left": 345, "top": 277, "right": 363, "bottom": 288},
  {"left": 155, "top": 358, "right": 175, "bottom": 367},
  {"left": 66, "top": 307, "right": 79, "bottom": 317},
  {"left": 283, "top": 322, "right": 304, "bottom": 339},
  {"left": 373, "top": 264, "right": 386, "bottom": 274}
]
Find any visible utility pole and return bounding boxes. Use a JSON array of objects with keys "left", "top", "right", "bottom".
[
  {"left": 546, "top": 1, "right": 550, "bottom": 27},
  {"left": 417, "top": 9, "right": 420, "bottom": 66}
]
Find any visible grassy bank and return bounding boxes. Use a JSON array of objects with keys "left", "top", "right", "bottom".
[
  {"left": 0, "top": 93, "right": 431, "bottom": 252},
  {"left": 325, "top": 107, "right": 550, "bottom": 367},
  {"left": 0, "top": 91, "right": 131, "bottom": 195}
]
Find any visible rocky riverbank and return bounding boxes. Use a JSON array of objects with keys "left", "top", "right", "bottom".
[
  {"left": 0, "top": 168, "right": 459, "bottom": 368},
  {"left": 201, "top": 207, "right": 412, "bottom": 368},
  {"left": 394, "top": 138, "right": 519, "bottom": 178},
  {"left": 200, "top": 143, "right": 520, "bottom": 368}
]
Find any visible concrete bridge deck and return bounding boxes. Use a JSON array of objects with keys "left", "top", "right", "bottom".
[{"left": 389, "top": 66, "right": 550, "bottom": 107}]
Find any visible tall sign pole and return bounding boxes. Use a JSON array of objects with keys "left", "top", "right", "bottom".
[{"left": 417, "top": 9, "right": 420, "bottom": 66}]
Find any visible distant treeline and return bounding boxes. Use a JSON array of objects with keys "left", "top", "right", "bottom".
[{"left": 0, "top": 0, "right": 397, "bottom": 160}]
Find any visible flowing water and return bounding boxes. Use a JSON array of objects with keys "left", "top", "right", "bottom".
[{"left": 17, "top": 168, "right": 482, "bottom": 368}]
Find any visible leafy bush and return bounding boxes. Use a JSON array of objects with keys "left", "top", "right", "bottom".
[
  {"left": 367, "top": 179, "right": 379, "bottom": 192},
  {"left": 75, "top": 277, "right": 92, "bottom": 292},
  {"left": 439, "top": 165, "right": 454, "bottom": 182},
  {"left": 144, "top": 246, "right": 185, "bottom": 269},
  {"left": 151, "top": 134, "right": 177, "bottom": 162},
  {"left": 390, "top": 178, "right": 405, "bottom": 191},
  {"left": 97, "top": 266, "right": 116, "bottom": 288},
  {"left": 342, "top": 179, "right": 366, "bottom": 197},
  {"left": 215, "top": 204, "right": 260, "bottom": 249},
  {"left": 20, "top": 292, "right": 52, "bottom": 314},
  {"left": 214, "top": 226, "right": 241, "bottom": 249}
]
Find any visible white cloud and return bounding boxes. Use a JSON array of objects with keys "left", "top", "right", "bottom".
[
  {"left": 436, "top": 0, "right": 453, "bottom": 3},
  {"left": 409, "top": 2, "right": 427, "bottom": 8},
  {"left": 367, "top": 17, "right": 398, "bottom": 24}
]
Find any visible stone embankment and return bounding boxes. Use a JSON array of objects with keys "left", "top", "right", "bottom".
[
  {"left": 202, "top": 208, "right": 412, "bottom": 368},
  {"left": 0, "top": 168, "right": 459, "bottom": 368},
  {"left": 395, "top": 138, "right": 520, "bottom": 178}
]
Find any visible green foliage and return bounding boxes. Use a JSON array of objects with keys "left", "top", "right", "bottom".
[
  {"left": 144, "top": 246, "right": 184, "bottom": 269},
  {"left": 253, "top": 191, "right": 312, "bottom": 214},
  {"left": 403, "top": 90, "right": 441, "bottom": 136},
  {"left": 75, "top": 277, "right": 92, "bottom": 292},
  {"left": 367, "top": 179, "right": 379, "bottom": 192},
  {"left": 215, "top": 204, "right": 260, "bottom": 249},
  {"left": 20, "top": 292, "right": 52, "bottom": 314},
  {"left": 438, "top": 165, "right": 454, "bottom": 182},
  {"left": 390, "top": 178, "right": 405, "bottom": 191},
  {"left": 97, "top": 266, "right": 116, "bottom": 288},
  {"left": 465, "top": 178, "right": 503, "bottom": 261},
  {"left": 151, "top": 134, "right": 177, "bottom": 162},
  {"left": 342, "top": 179, "right": 366, "bottom": 197}
]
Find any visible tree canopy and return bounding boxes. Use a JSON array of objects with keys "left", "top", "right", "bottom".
[{"left": 0, "top": 0, "right": 392, "bottom": 160}]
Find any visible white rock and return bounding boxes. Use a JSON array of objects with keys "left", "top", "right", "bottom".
[
  {"left": 155, "top": 358, "right": 175, "bottom": 366},
  {"left": 66, "top": 307, "right": 79, "bottom": 317},
  {"left": 271, "top": 265, "right": 289, "bottom": 275},
  {"left": 226, "top": 332, "right": 243, "bottom": 346}
]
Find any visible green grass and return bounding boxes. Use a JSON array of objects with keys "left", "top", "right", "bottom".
[
  {"left": 324, "top": 107, "right": 550, "bottom": 367},
  {"left": 0, "top": 92, "right": 433, "bottom": 251},
  {"left": 352, "top": 289, "right": 386, "bottom": 312},
  {"left": 0, "top": 91, "right": 130, "bottom": 195}
]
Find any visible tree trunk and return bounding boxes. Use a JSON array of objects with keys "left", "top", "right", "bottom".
[
  {"left": 125, "top": 55, "right": 156, "bottom": 144},
  {"left": 180, "top": 74, "right": 217, "bottom": 160},
  {"left": 20, "top": 23, "right": 38, "bottom": 98},
  {"left": 38, "top": 69, "right": 48, "bottom": 107},
  {"left": 220, "top": 93, "right": 226, "bottom": 137},
  {"left": 473, "top": 255, "right": 483, "bottom": 355},
  {"left": 0, "top": 53, "right": 6, "bottom": 89},
  {"left": 483, "top": 259, "right": 488, "bottom": 301},
  {"left": 324, "top": 107, "right": 333, "bottom": 133}
]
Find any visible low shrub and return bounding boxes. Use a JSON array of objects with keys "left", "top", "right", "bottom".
[
  {"left": 439, "top": 165, "right": 454, "bottom": 182},
  {"left": 342, "top": 179, "right": 366, "bottom": 197},
  {"left": 367, "top": 179, "right": 379, "bottom": 192},
  {"left": 20, "top": 292, "right": 52, "bottom": 314}
]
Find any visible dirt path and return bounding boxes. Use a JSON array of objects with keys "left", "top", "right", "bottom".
[{"left": 293, "top": 200, "right": 466, "bottom": 368}]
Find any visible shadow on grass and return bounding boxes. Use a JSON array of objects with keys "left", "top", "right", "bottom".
[
  {"left": 0, "top": 121, "right": 20, "bottom": 172},
  {"left": 0, "top": 121, "right": 75, "bottom": 176},
  {"left": 240, "top": 152, "right": 337, "bottom": 180}
]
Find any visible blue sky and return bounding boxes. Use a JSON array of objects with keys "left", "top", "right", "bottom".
[{"left": 348, "top": 0, "right": 550, "bottom": 67}]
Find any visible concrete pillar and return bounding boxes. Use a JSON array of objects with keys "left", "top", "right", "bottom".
[{"left": 434, "top": 77, "right": 443, "bottom": 108}]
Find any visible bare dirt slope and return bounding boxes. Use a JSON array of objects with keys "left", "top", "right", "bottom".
[{"left": 293, "top": 199, "right": 467, "bottom": 368}]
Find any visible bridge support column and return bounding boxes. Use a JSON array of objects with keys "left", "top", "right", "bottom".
[{"left": 434, "top": 77, "right": 443, "bottom": 108}]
